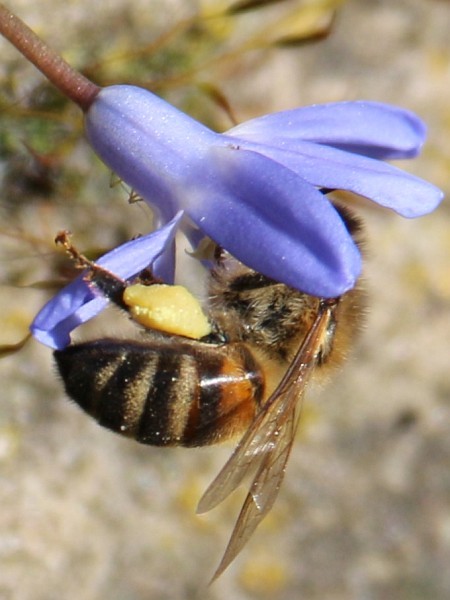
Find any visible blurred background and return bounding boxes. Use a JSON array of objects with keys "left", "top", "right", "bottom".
[{"left": 0, "top": 1, "right": 449, "bottom": 598}]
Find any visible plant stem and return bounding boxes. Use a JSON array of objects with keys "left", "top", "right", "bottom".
[{"left": 0, "top": 3, "right": 100, "bottom": 111}]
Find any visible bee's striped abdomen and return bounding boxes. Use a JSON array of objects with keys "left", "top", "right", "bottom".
[{"left": 54, "top": 336, "right": 264, "bottom": 447}]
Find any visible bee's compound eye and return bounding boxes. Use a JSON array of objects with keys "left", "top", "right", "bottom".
[{"left": 123, "top": 283, "right": 212, "bottom": 339}]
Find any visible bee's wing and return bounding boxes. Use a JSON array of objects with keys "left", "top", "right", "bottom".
[
  {"left": 209, "top": 376, "right": 303, "bottom": 582},
  {"left": 198, "top": 299, "right": 339, "bottom": 580},
  {"left": 197, "top": 354, "right": 307, "bottom": 514}
]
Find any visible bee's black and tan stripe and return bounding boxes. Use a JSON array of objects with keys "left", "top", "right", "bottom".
[
  {"left": 55, "top": 339, "right": 154, "bottom": 435},
  {"left": 181, "top": 342, "right": 265, "bottom": 445},
  {"left": 134, "top": 349, "right": 185, "bottom": 445},
  {"left": 54, "top": 337, "right": 265, "bottom": 448}
]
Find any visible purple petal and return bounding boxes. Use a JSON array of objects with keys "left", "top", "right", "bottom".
[
  {"left": 227, "top": 101, "right": 427, "bottom": 160},
  {"left": 30, "top": 213, "right": 183, "bottom": 349},
  {"left": 231, "top": 139, "right": 443, "bottom": 217},
  {"left": 184, "top": 146, "right": 361, "bottom": 297},
  {"left": 31, "top": 280, "right": 104, "bottom": 350},
  {"left": 152, "top": 239, "right": 176, "bottom": 282},
  {"left": 95, "top": 211, "right": 182, "bottom": 276},
  {"left": 85, "top": 85, "right": 217, "bottom": 223}
]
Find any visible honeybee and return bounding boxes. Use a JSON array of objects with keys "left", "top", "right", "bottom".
[{"left": 54, "top": 205, "right": 363, "bottom": 580}]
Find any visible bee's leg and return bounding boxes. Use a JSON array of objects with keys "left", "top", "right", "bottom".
[{"left": 55, "top": 230, "right": 128, "bottom": 308}]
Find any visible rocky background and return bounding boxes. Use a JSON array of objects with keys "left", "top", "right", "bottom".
[{"left": 0, "top": 1, "right": 449, "bottom": 599}]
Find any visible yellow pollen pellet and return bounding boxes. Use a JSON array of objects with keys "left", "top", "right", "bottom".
[{"left": 123, "top": 283, "right": 211, "bottom": 339}]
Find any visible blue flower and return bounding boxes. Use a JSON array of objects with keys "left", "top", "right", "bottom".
[{"left": 31, "top": 86, "right": 443, "bottom": 349}]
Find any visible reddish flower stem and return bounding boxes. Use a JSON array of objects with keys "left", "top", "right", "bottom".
[{"left": 0, "top": 3, "right": 100, "bottom": 111}]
